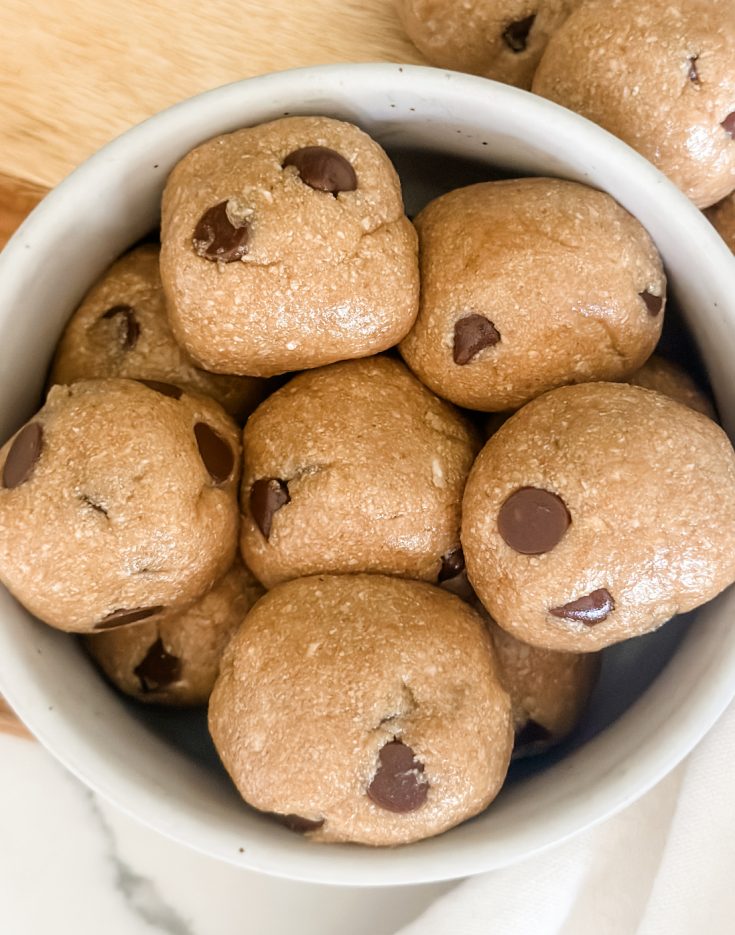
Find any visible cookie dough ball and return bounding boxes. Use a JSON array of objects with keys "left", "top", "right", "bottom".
[
  {"left": 532, "top": 0, "right": 735, "bottom": 208},
  {"left": 462, "top": 383, "right": 735, "bottom": 652},
  {"left": 209, "top": 574, "right": 513, "bottom": 846},
  {"left": 240, "top": 356, "right": 479, "bottom": 588},
  {"left": 85, "top": 559, "right": 263, "bottom": 706},
  {"left": 50, "top": 245, "right": 263, "bottom": 421},
  {"left": 161, "top": 116, "right": 418, "bottom": 377},
  {"left": 627, "top": 355, "right": 715, "bottom": 419},
  {"left": 706, "top": 192, "right": 735, "bottom": 253},
  {"left": 397, "top": 0, "right": 581, "bottom": 89},
  {"left": 0, "top": 379, "right": 241, "bottom": 633},
  {"left": 489, "top": 621, "right": 600, "bottom": 758},
  {"left": 399, "top": 179, "right": 665, "bottom": 411}
]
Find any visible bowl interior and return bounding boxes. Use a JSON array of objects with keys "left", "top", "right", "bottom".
[{"left": 1, "top": 64, "right": 735, "bottom": 886}]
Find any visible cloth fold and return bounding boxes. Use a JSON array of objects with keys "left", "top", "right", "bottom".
[{"left": 396, "top": 701, "right": 735, "bottom": 935}]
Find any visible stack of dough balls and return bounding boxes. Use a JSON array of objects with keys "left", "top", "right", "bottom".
[{"left": 3, "top": 113, "right": 735, "bottom": 849}]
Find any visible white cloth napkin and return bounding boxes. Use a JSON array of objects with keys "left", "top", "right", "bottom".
[{"left": 396, "top": 700, "right": 735, "bottom": 935}]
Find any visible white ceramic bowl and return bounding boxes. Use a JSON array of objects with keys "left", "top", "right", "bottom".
[{"left": 1, "top": 64, "right": 735, "bottom": 887}]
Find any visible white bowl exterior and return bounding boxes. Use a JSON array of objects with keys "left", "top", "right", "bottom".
[{"left": 1, "top": 64, "right": 735, "bottom": 885}]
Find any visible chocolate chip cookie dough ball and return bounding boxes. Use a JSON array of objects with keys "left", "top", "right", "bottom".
[
  {"left": 240, "top": 356, "right": 480, "bottom": 588},
  {"left": 50, "top": 245, "right": 263, "bottom": 421},
  {"left": 160, "top": 116, "right": 418, "bottom": 377},
  {"left": 706, "top": 192, "right": 735, "bottom": 253},
  {"left": 209, "top": 574, "right": 513, "bottom": 845},
  {"left": 397, "top": 0, "right": 581, "bottom": 89},
  {"left": 399, "top": 179, "right": 665, "bottom": 411},
  {"left": 462, "top": 383, "right": 735, "bottom": 652},
  {"left": 627, "top": 355, "right": 715, "bottom": 419},
  {"left": 532, "top": 0, "right": 735, "bottom": 208},
  {"left": 489, "top": 622, "right": 600, "bottom": 758},
  {"left": 0, "top": 379, "right": 240, "bottom": 633},
  {"left": 85, "top": 559, "right": 263, "bottom": 706}
]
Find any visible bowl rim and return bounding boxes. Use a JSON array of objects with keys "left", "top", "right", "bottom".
[{"left": 2, "top": 61, "right": 735, "bottom": 887}]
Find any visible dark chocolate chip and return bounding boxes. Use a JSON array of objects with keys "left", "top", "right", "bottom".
[
  {"left": 550, "top": 588, "right": 614, "bottom": 625},
  {"left": 95, "top": 606, "right": 164, "bottom": 630},
  {"left": 640, "top": 291, "right": 663, "bottom": 316},
  {"left": 194, "top": 423, "right": 234, "bottom": 484},
  {"left": 101, "top": 304, "right": 140, "bottom": 350},
  {"left": 250, "top": 478, "right": 290, "bottom": 539},
  {"left": 453, "top": 314, "right": 501, "bottom": 365},
  {"left": 193, "top": 202, "right": 250, "bottom": 262},
  {"left": 282, "top": 146, "right": 357, "bottom": 194},
  {"left": 498, "top": 487, "right": 570, "bottom": 555},
  {"left": 513, "top": 719, "right": 553, "bottom": 759},
  {"left": 2, "top": 423, "right": 43, "bottom": 489},
  {"left": 687, "top": 55, "right": 700, "bottom": 84},
  {"left": 367, "top": 739, "right": 428, "bottom": 813},
  {"left": 502, "top": 14, "right": 535, "bottom": 53},
  {"left": 722, "top": 112, "right": 735, "bottom": 139},
  {"left": 138, "top": 379, "right": 183, "bottom": 400},
  {"left": 133, "top": 637, "right": 182, "bottom": 692},
  {"left": 274, "top": 813, "right": 325, "bottom": 833},
  {"left": 438, "top": 546, "right": 465, "bottom": 582}
]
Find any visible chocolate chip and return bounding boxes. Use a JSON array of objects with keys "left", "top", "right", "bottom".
[
  {"left": 367, "top": 739, "right": 428, "bottom": 813},
  {"left": 274, "top": 813, "right": 325, "bottom": 833},
  {"left": 250, "top": 478, "right": 290, "bottom": 539},
  {"left": 453, "top": 314, "right": 501, "bottom": 365},
  {"left": 101, "top": 304, "right": 139, "bottom": 350},
  {"left": 133, "top": 637, "right": 182, "bottom": 692},
  {"left": 194, "top": 423, "right": 234, "bottom": 484},
  {"left": 498, "top": 487, "right": 570, "bottom": 555},
  {"left": 640, "top": 291, "right": 663, "bottom": 316},
  {"left": 502, "top": 14, "right": 535, "bottom": 53},
  {"left": 722, "top": 113, "right": 735, "bottom": 139},
  {"left": 438, "top": 547, "right": 465, "bottom": 582},
  {"left": 138, "top": 379, "right": 183, "bottom": 400},
  {"left": 2, "top": 423, "right": 43, "bottom": 489},
  {"left": 282, "top": 146, "right": 357, "bottom": 194},
  {"left": 550, "top": 588, "right": 614, "bottom": 625},
  {"left": 687, "top": 55, "right": 700, "bottom": 84},
  {"left": 95, "top": 606, "right": 164, "bottom": 630},
  {"left": 193, "top": 202, "right": 250, "bottom": 262}
]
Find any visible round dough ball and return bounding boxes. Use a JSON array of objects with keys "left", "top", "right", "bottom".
[
  {"left": 399, "top": 179, "right": 665, "bottom": 411},
  {"left": 706, "top": 192, "right": 735, "bottom": 253},
  {"left": 627, "top": 355, "right": 715, "bottom": 419},
  {"left": 489, "top": 621, "right": 600, "bottom": 758},
  {"left": 85, "top": 559, "right": 263, "bottom": 706},
  {"left": 240, "top": 356, "right": 480, "bottom": 588},
  {"left": 161, "top": 116, "right": 418, "bottom": 377},
  {"left": 397, "top": 0, "right": 581, "bottom": 89},
  {"left": 208, "top": 574, "right": 513, "bottom": 846},
  {"left": 50, "top": 245, "right": 264, "bottom": 421},
  {"left": 0, "top": 379, "right": 241, "bottom": 633},
  {"left": 462, "top": 382, "right": 735, "bottom": 652},
  {"left": 532, "top": 0, "right": 735, "bottom": 208}
]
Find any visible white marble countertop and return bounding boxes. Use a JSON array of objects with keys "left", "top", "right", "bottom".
[{"left": 0, "top": 734, "right": 454, "bottom": 934}]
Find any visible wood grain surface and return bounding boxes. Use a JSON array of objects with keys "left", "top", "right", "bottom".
[{"left": 0, "top": 1, "right": 422, "bottom": 735}]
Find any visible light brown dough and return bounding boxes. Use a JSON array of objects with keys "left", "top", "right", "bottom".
[
  {"left": 240, "top": 356, "right": 479, "bottom": 588},
  {"left": 50, "top": 245, "right": 263, "bottom": 421},
  {"left": 400, "top": 179, "right": 665, "bottom": 411},
  {"left": 532, "top": 0, "right": 735, "bottom": 208},
  {"left": 706, "top": 192, "right": 735, "bottom": 253},
  {"left": 208, "top": 574, "right": 513, "bottom": 846},
  {"left": 85, "top": 559, "right": 263, "bottom": 706},
  {"left": 397, "top": 0, "right": 582, "bottom": 89},
  {"left": 160, "top": 116, "right": 418, "bottom": 377},
  {"left": 489, "top": 621, "right": 600, "bottom": 758},
  {"left": 0, "top": 379, "right": 241, "bottom": 633},
  {"left": 462, "top": 383, "right": 735, "bottom": 652},
  {"left": 627, "top": 355, "right": 715, "bottom": 419}
]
